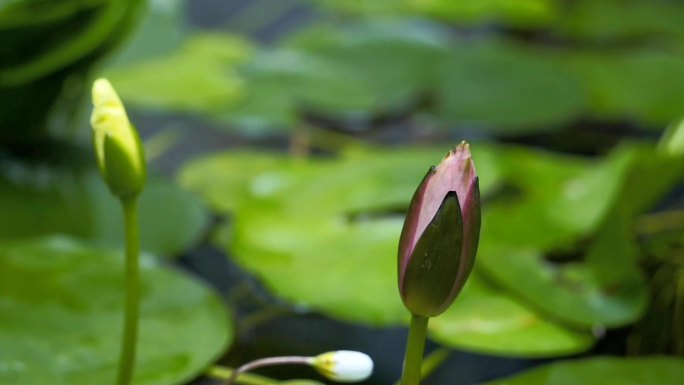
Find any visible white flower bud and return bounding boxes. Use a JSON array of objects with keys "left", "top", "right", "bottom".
[{"left": 309, "top": 350, "right": 373, "bottom": 383}]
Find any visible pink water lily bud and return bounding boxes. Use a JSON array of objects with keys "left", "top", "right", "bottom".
[{"left": 398, "top": 142, "right": 481, "bottom": 317}]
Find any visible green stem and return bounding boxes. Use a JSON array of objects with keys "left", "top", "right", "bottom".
[
  {"left": 116, "top": 197, "right": 140, "bottom": 385},
  {"left": 222, "top": 356, "right": 311, "bottom": 385},
  {"left": 400, "top": 314, "right": 429, "bottom": 385},
  {"left": 393, "top": 348, "right": 450, "bottom": 385},
  {"left": 674, "top": 268, "right": 684, "bottom": 355},
  {"left": 206, "top": 366, "right": 279, "bottom": 385}
]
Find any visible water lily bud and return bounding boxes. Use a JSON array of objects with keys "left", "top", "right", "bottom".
[
  {"left": 90, "top": 78, "right": 146, "bottom": 199},
  {"left": 309, "top": 350, "right": 373, "bottom": 383},
  {"left": 398, "top": 142, "right": 480, "bottom": 317}
]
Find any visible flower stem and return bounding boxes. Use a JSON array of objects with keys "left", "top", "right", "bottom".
[
  {"left": 221, "top": 356, "right": 312, "bottom": 385},
  {"left": 116, "top": 197, "right": 141, "bottom": 385},
  {"left": 206, "top": 366, "right": 280, "bottom": 385},
  {"left": 400, "top": 314, "right": 429, "bottom": 385}
]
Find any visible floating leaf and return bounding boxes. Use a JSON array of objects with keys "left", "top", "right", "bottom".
[
  {"left": 430, "top": 275, "right": 594, "bottom": 357},
  {"left": 479, "top": 247, "right": 648, "bottom": 329},
  {"left": 107, "top": 0, "right": 187, "bottom": 66},
  {"left": 183, "top": 147, "right": 597, "bottom": 356},
  {"left": 106, "top": 33, "right": 251, "bottom": 113},
  {"left": 178, "top": 151, "right": 289, "bottom": 213},
  {"left": 310, "top": 0, "right": 557, "bottom": 26},
  {"left": 478, "top": 146, "right": 649, "bottom": 328},
  {"left": 481, "top": 145, "right": 632, "bottom": 251},
  {"left": 560, "top": 49, "right": 684, "bottom": 126},
  {"left": 219, "top": 20, "right": 450, "bottom": 131},
  {"left": 436, "top": 41, "right": 586, "bottom": 133},
  {"left": 0, "top": 166, "right": 208, "bottom": 257},
  {"left": 483, "top": 356, "right": 684, "bottom": 385},
  {"left": 0, "top": 236, "right": 232, "bottom": 385},
  {"left": 556, "top": 0, "right": 684, "bottom": 45}
]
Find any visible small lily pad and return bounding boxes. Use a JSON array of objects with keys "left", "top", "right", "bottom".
[
  {"left": 560, "top": 49, "right": 684, "bottom": 126},
  {"left": 106, "top": 33, "right": 251, "bottom": 113},
  {"left": 483, "top": 356, "right": 684, "bottom": 385},
  {"left": 220, "top": 20, "right": 450, "bottom": 130},
  {"left": 436, "top": 41, "right": 586, "bottom": 133},
  {"left": 0, "top": 165, "right": 208, "bottom": 257},
  {"left": 177, "top": 151, "right": 290, "bottom": 213},
  {"left": 310, "top": 0, "right": 557, "bottom": 26},
  {"left": 0, "top": 236, "right": 232, "bottom": 385}
]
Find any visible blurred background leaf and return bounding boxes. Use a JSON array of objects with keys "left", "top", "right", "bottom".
[
  {"left": 0, "top": 236, "right": 232, "bottom": 385},
  {"left": 482, "top": 356, "right": 684, "bottom": 385},
  {"left": 0, "top": 162, "right": 208, "bottom": 257}
]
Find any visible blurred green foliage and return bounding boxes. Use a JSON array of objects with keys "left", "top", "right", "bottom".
[
  {"left": 483, "top": 356, "right": 684, "bottom": 385},
  {"left": 2, "top": 0, "right": 684, "bottom": 383},
  {"left": 104, "top": 0, "right": 684, "bottom": 136},
  {"left": 0, "top": 237, "right": 231, "bottom": 384},
  {"left": 179, "top": 140, "right": 682, "bottom": 357},
  {"left": 0, "top": 162, "right": 208, "bottom": 257},
  {"left": 0, "top": 0, "right": 143, "bottom": 145}
]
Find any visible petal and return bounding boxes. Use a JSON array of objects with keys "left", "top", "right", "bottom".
[
  {"left": 398, "top": 166, "right": 435, "bottom": 291},
  {"left": 400, "top": 191, "right": 464, "bottom": 317},
  {"left": 413, "top": 142, "right": 476, "bottom": 259}
]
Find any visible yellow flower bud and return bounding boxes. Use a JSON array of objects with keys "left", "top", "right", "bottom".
[{"left": 90, "top": 78, "right": 146, "bottom": 199}]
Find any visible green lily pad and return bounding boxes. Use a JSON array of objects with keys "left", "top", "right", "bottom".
[
  {"left": 437, "top": 41, "right": 586, "bottom": 133},
  {"left": 0, "top": 236, "right": 232, "bottom": 385},
  {"left": 310, "top": 0, "right": 557, "bottom": 26},
  {"left": 560, "top": 49, "right": 684, "bottom": 126},
  {"left": 479, "top": 247, "right": 648, "bottom": 329},
  {"left": 430, "top": 275, "right": 594, "bottom": 357},
  {"left": 107, "top": 0, "right": 187, "bottom": 66},
  {"left": 181, "top": 144, "right": 664, "bottom": 347},
  {"left": 284, "top": 20, "right": 450, "bottom": 115},
  {"left": 216, "top": 146, "right": 501, "bottom": 326},
  {"left": 478, "top": 146, "right": 649, "bottom": 328},
  {"left": 177, "top": 151, "right": 289, "bottom": 213},
  {"left": 0, "top": 165, "right": 208, "bottom": 257},
  {"left": 220, "top": 20, "right": 450, "bottom": 130},
  {"left": 183, "top": 147, "right": 595, "bottom": 356},
  {"left": 481, "top": 145, "right": 633, "bottom": 251},
  {"left": 556, "top": 0, "right": 684, "bottom": 45},
  {"left": 106, "top": 33, "right": 251, "bottom": 113},
  {"left": 483, "top": 356, "right": 684, "bottom": 385}
]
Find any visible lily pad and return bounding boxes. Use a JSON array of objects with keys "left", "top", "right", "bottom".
[
  {"left": 483, "top": 356, "right": 684, "bottom": 385},
  {"left": 437, "top": 41, "right": 586, "bottom": 133},
  {"left": 478, "top": 247, "right": 648, "bottom": 329},
  {"left": 478, "top": 146, "right": 649, "bottom": 328},
  {"left": 214, "top": 146, "right": 500, "bottom": 326},
  {"left": 106, "top": 33, "right": 251, "bottom": 113},
  {"left": 284, "top": 20, "right": 450, "bottom": 116},
  {"left": 310, "top": 0, "right": 557, "bottom": 26},
  {"left": 560, "top": 49, "right": 684, "bottom": 126},
  {"left": 0, "top": 165, "right": 208, "bottom": 257},
  {"left": 177, "top": 151, "right": 289, "bottom": 213},
  {"left": 430, "top": 275, "right": 594, "bottom": 357},
  {"left": 0, "top": 236, "right": 232, "bottom": 385},
  {"left": 107, "top": 0, "right": 187, "bottom": 66},
  {"left": 181, "top": 144, "right": 665, "bottom": 348},
  {"left": 183, "top": 147, "right": 596, "bottom": 356},
  {"left": 556, "top": 0, "right": 684, "bottom": 45},
  {"left": 220, "top": 20, "right": 450, "bottom": 130},
  {"left": 480, "top": 145, "right": 633, "bottom": 251}
]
